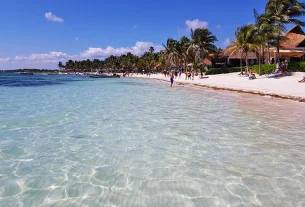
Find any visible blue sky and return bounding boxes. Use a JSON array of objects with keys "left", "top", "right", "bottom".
[{"left": 0, "top": 0, "right": 290, "bottom": 69}]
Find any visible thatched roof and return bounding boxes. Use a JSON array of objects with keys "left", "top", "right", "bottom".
[
  {"left": 269, "top": 50, "right": 304, "bottom": 58},
  {"left": 223, "top": 50, "right": 257, "bottom": 59},
  {"left": 220, "top": 26, "right": 305, "bottom": 60},
  {"left": 280, "top": 25, "right": 305, "bottom": 48}
]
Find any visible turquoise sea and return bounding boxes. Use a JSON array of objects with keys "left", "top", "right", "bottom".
[{"left": 0, "top": 73, "right": 305, "bottom": 207}]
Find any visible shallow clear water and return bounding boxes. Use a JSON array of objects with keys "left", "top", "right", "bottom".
[{"left": 0, "top": 73, "right": 305, "bottom": 207}]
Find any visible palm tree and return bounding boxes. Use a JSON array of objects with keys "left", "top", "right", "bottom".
[
  {"left": 66, "top": 59, "right": 75, "bottom": 71},
  {"left": 254, "top": 10, "right": 280, "bottom": 68},
  {"left": 179, "top": 36, "right": 191, "bottom": 71},
  {"left": 92, "top": 59, "right": 100, "bottom": 71},
  {"left": 162, "top": 38, "right": 183, "bottom": 68},
  {"left": 58, "top": 61, "right": 64, "bottom": 70},
  {"left": 149, "top": 46, "right": 154, "bottom": 54},
  {"left": 254, "top": 10, "right": 278, "bottom": 75},
  {"left": 187, "top": 28, "right": 217, "bottom": 66},
  {"left": 225, "top": 25, "right": 259, "bottom": 73},
  {"left": 265, "top": 0, "right": 305, "bottom": 62}
]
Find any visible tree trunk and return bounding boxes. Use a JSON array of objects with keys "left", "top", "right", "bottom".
[
  {"left": 267, "top": 43, "right": 271, "bottom": 64},
  {"left": 276, "top": 38, "right": 280, "bottom": 63},
  {"left": 262, "top": 46, "right": 265, "bottom": 64},
  {"left": 259, "top": 45, "right": 263, "bottom": 76},
  {"left": 240, "top": 53, "right": 243, "bottom": 73},
  {"left": 245, "top": 55, "right": 249, "bottom": 73}
]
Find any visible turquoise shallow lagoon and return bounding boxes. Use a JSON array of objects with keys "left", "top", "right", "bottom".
[{"left": 0, "top": 73, "right": 305, "bottom": 206}]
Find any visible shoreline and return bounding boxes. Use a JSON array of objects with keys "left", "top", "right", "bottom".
[{"left": 128, "top": 72, "right": 305, "bottom": 102}]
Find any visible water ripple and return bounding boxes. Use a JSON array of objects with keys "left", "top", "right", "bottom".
[{"left": 0, "top": 76, "right": 305, "bottom": 206}]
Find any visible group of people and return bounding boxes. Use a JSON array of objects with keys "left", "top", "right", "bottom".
[
  {"left": 238, "top": 60, "right": 291, "bottom": 80},
  {"left": 166, "top": 60, "right": 305, "bottom": 86},
  {"left": 168, "top": 69, "right": 198, "bottom": 87},
  {"left": 275, "top": 60, "right": 289, "bottom": 74},
  {"left": 185, "top": 70, "right": 195, "bottom": 80},
  {"left": 164, "top": 70, "right": 182, "bottom": 79},
  {"left": 238, "top": 69, "right": 256, "bottom": 80}
]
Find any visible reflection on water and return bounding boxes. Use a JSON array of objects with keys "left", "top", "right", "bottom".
[{"left": 0, "top": 76, "right": 305, "bottom": 207}]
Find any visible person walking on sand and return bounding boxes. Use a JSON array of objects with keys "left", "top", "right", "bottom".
[
  {"left": 170, "top": 72, "right": 174, "bottom": 87},
  {"left": 187, "top": 70, "right": 191, "bottom": 80},
  {"left": 191, "top": 70, "right": 195, "bottom": 80},
  {"left": 179, "top": 71, "right": 181, "bottom": 79}
]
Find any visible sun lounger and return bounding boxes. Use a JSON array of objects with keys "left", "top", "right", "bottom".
[{"left": 267, "top": 72, "right": 291, "bottom": 78}]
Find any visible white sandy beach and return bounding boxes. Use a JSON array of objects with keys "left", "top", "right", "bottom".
[{"left": 130, "top": 72, "right": 305, "bottom": 101}]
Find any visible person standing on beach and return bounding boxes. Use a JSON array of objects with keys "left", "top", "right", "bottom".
[
  {"left": 284, "top": 60, "right": 289, "bottom": 72},
  {"left": 191, "top": 70, "right": 195, "bottom": 80},
  {"left": 170, "top": 72, "right": 174, "bottom": 87},
  {"left": 179, "top": 71, "right": 181, "bottom": 79},
  {"left": 273, "top": 61, "right": 280, "bottom": 74},
  {"left": 174, "top": 70, "right": 178, "bottom": 79}
]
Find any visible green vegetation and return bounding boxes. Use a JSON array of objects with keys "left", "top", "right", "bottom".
[
  {"left": 250, "top": 64, "right": 276, "bottom": 74},
  {"left": 59, "top": 28, "right": 217, "bottom": 73},
  {"left": 205, "top": 61, "right": 305, "bottom": 75},
  {"left": 252, "top": 62, "right": 305, "bottom": 74}
]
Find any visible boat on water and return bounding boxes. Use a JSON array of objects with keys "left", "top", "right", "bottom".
[{"left": 89, "top": 74, "right": 120, "bottom": 78}]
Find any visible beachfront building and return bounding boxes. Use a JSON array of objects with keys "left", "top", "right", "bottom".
[
  {"left": 270, "top": 25, "right": 305, "bottom": 63},
  {"left": 222, "top": 25, "right": 305, "bottom": 67}
]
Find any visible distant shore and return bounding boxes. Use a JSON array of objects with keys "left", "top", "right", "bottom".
[{"left": 129, "top": 72, "right": 305, "bottom": 102}]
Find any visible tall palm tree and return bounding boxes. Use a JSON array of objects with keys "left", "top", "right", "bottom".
[
  {"left": 179, "top": 36, "right": 191, "bottom": 71},
  {"left": 187, "top": 28, "right": 217, "bottom": 65},
  {"left": 162, "top": 38, "right": 183, "bottom": 68},
  {"left": 225, "top": 25, "right": 259, "bottom": 73},
  {"left": 254, "top": 10, "right": 279, "bottom": 75},
  {"left": 265, "top": 0, "right": 305, "bottom": 62}
]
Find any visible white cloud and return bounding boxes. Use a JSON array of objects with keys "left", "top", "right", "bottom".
[
  {"left": 0, "top": 58, "right": 10, "bottom": 62},
  {"left": 216, "top": 24, "right": 221, "bottom": 29},
  {"left": 222, "top": 38, "right": 231, "bottom": 47},
  {"left": 45, "top": 12, "right": 64, "bottom": 23},
  {"left": 76, "top": 37, "right": 79, "bottom": 41},
  {"left": 14, "top": 52, "right": 71, "bottom": 63},
  {"left": 7, "top": 42, "right": 162, "bottom": 66},
  {"left": 185, "top": 19, "right": 208, "bottom": 30},
  {"left": 80, "top": 41, "right": 162, "bottom": 58}
]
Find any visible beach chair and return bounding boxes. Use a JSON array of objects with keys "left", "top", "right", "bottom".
[{"left": 266, "top": 69, "right": 281, "bottom": 78}]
